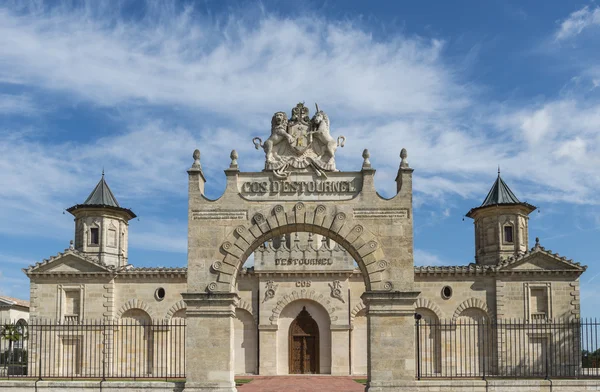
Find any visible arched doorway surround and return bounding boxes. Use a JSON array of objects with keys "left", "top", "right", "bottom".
[
  {"left": 182, "top": 143, "right": 419, "bottom": 392},
  {"left": 277, "top": 300, "right": 332, "bottom": 375},
  {"left": 289, "top": 307, "right": 320, "bottom": 374}
]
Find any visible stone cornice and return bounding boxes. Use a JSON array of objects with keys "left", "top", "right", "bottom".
[
  {"left": 415, "top": 247, "right": 585, "bottom": 278},
  {"left": 23, "top": 248, "right": 113, "bottom": 275},
  {"left": 251, "top": 270, "right": 355, "bottom": 277}
]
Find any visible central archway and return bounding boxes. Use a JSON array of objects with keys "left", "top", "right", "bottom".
[
  {"left": 209, "top": 202, "right": 394, "bottom": 295},
  {"left": 184, "top": 142, "right": 418, "bottom": 391}
]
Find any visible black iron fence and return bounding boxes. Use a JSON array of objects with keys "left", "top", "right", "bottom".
[
  {"left": 4, "top": 318, "right": 600, "bottom": 380},
  {"left": 416, "top": 318, "right": 600, "bottom": 379},
  {"left": 0, "top": 319, "right": 186, "bottom": 380}
]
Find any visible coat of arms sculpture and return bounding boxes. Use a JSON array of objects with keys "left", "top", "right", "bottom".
[{"left": 253, "top": 103, "right": 346, "bottom": 178}]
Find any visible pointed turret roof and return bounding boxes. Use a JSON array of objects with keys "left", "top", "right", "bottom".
[
  {"left": 83, "top": 174, "right": 120, "bottom": 207},
  {"left": 466, "top": 172, "right": 536, "bottom": 218},
  {"left": 480, "top": 174, "right": 521, "bottom": 207},
  {"left": 66, "top": 173, "right": 136, "bottom": 219}
]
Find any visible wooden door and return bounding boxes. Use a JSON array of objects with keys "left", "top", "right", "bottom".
[
  {"left": 303, "top": 336, "right": 317, "bottom": 374},
  {"left": 291, "top": 336, "right": 303, "bottom": 374},
  {"left": 289, "top": 307, "right": 320, "bottom": 374}
]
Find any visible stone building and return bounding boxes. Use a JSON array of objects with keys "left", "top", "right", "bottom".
[
  {"left": 22, "top": 103, "right": 586, "bottom": 388},
  {"left": 0, "top": 296, "right": 29, "bottom": 323}
]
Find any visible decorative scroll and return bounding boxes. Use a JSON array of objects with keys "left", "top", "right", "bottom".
[
  {"left": 262, "top": 280, "right": 278, "bottom": 303},
  {"left": 329, "top": 280, "right": 345, "bottom": 303}
]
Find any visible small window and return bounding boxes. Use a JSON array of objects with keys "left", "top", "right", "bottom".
[
  {"left": 504, "top": 226, "right": 514, "bottom": 243},
  {"left": 155, "top": 287, "right": 166, "bottom": 301},
  {"left": 441, "top": 286, "right": 453, "bottom": 299},
  {"left": 108, "top": 228, "right": 117, "bottom": 247},
  {"left": 90, "top": 227, "right": 99, "bottom": 245}
]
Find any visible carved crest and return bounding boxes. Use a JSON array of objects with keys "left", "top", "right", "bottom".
[
  {"left": 262, "top": 280, "right": 278, "bottom": 303},
  {"left": 253, "top": 102, "right": 346, "bottom": 179},
  {"left": 329, "top": 280, "right": 345, "bottom": 303}
]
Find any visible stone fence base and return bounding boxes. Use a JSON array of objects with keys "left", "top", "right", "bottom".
[
  {"left": 0, "top": 379, "right": 599, "bottom": 391},
  {"left": 0, "top": 381, "right": 184, "bottom": 392},
  {"left": 374, "top": 379, "right": 600, "bottom": 392}
]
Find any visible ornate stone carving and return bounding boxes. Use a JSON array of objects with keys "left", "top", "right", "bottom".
[
  {"left": 262, "top": 280, "right": 278, "bottom": 303},
  {"left": 253, "top": 102, "right": 346, "bottom": 178},
  {"left": 329, "top": 280, "right": 345, "bottom": 303}
]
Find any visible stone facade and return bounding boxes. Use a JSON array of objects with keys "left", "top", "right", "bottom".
[
  {"left": 0, "top": 296, "right": 29, "bottom": 323},
  {"left": 22, "top": 104, "right": 587, "bottom": 391}
]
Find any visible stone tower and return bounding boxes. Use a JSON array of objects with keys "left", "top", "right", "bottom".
[
  {"left": 466, "top": 172, "right": 536, "bottom": 265},
  {"left": 66, "top": 174, "right": 136, "bottom": 267}
]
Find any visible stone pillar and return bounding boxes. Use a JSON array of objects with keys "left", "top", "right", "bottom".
[
  {"left": 331, "top": 324, "right": 351, "bottom": 375},
  {"left": 183, "top": 293, "right": 238, "bottom": 392},
  {"left": 362, "top": 291, "right": 420, "bottom": 392},
  {"left": 257, "top": 325, "right": 278, "bottom": 375}
]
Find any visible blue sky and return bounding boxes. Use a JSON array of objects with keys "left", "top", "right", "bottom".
[{"left": 1, "top": 0, "right": 599, "bottom": 317}]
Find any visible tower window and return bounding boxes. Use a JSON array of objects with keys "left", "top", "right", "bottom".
[
  {"left": 504, "top": 226, "right": 514, "bottom": 243},
  {"left": 90, "top": 228, "right": 99, "bottom": 245}
]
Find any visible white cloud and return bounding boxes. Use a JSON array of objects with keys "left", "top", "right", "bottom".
[
  {"left": 0, "top": 94, "right": 37, "bottom": 115},
  {"left": 0, "top": 2, "right": 467, "bottom": 119},
  {"left": 414, "top": 249, "right": 455, "bottom": 267},
  {"left": 519, "top": 107, "right": 552, "bottom": 144},
  {"left": 0, "top": 0, "right": 600, "bottom": 262},
  {"left": 555, "top": 6, "right": 600, "bottom": 41}
]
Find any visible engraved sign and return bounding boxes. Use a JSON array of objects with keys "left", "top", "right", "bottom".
[
  {"left": 353, "top": 208, "right": 409, "bottom": 219},
  {"left": 275, "top": 258, "right": 333, "bottom": 266},
  {"left": 192, "top": 210, "right": 248, "bottom": 220},
  {"left": 238, "top": 172, "right": 362, "bottom": 201},
  {"left": 241, "top": 179, "right": 357, "bottom": 195}
]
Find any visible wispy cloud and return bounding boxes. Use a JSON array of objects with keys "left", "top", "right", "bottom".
[
  {"left": 0, "top": 2, "right": 466, "bottom": 119},
  {"left": 555, "top": 6, "right": 600, "bottom": 41},
  {"left": 414, "top": 249, "right": 455, "bottom": 267},
  {"left": 0, "top": 0, "right": 599, "bottom": 258},
  {"left": 0, "top": 94, "right": 37, "bottom": 115}
]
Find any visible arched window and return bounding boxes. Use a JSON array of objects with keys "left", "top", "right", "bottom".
[
  {"left": 456, "top": 308, "right": 492, "bottom": 377},
  {"left": 117, "top": 309, "right": 154, "bottom": 376},
  {"left": 416, "top": 308, "right": 441, "bottom": 375}
]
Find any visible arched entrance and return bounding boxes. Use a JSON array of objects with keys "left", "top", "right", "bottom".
[
  {"left": 182, "top": 102, "right": 419, "bottom": 392},
  {"left": 288, "top": 307, "right": 319, "bottom": 374}
]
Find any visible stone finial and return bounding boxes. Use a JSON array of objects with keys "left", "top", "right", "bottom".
[
  {"left": 191, "top": 149, "right": 202, "bottom": 170},
  {"left": 535, "top": 237, "right": 540, "bottom": 248},
  {"left": 69, "top": 240, "right": 74, "bottom": 250},
  {"left": 400, "top": 148, "right": 409, "bottom": 168},
  {"left": 362, "top": 149, "right": 371, "bottom": 168},
  {"left": 230, "top": 150, "right": 239, "bottom": 168}
]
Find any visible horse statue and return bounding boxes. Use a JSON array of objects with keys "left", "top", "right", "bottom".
[{"left": 310, "top": 104, "right": 345, "bottom": 165}]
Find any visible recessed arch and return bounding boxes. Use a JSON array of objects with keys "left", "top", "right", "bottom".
[
  {"left": 237, "top": 298, "right": 257, "bottom": 323},
  {"left": 207, "top": 203, "right": 392, "bottom": 293},
  {"left": 116, "top": 299, "right": 155, "bottom": 320},
  {"left": 415, "top": 297, "right": 445, "bottom": 320},
  {"left": 452, "top": 298, "right": 493, "bottom": 322},
  {"left": 350, "top": 301, "right": 366, "bottom": 323},
  {"left": 164, "top": 298, "right": 256, "bottom": 322},
  {"left": 269, "top": 289, "right": 339, "bottom": 325},
  {"left": 165, "top": 300, "right": 187, "bottom": 321},
  {"left": 276, "top": 298, "right": 332, "bottom": 374}
]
